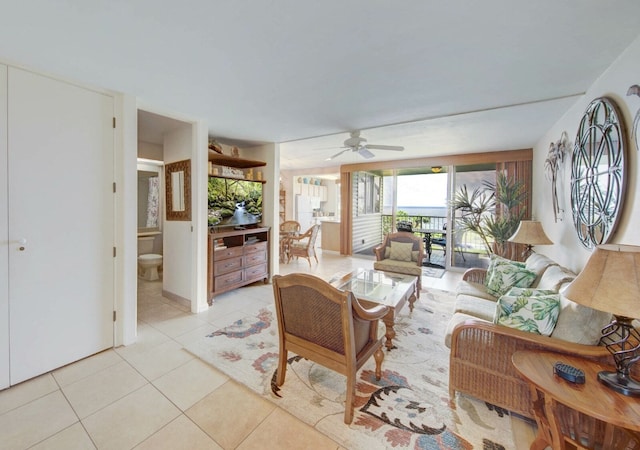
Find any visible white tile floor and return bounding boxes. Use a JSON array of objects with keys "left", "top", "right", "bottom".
[{"left": 0, "top": 250, "right": 532, "bottom": 449}]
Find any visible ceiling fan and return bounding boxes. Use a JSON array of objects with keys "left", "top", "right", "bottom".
[{"left": 325, "top": 131, "right": 405, "bottom": 160}]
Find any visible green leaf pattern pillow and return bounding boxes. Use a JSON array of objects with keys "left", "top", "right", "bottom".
[
  {"left": 494, "top": 287, "right": 561, "bottom": 336},
  {"left": 485, "top": 259, "right": 536, "bottom": 297}
]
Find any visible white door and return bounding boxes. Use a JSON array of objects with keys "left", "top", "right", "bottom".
[
  {"left": 7, "top": 68, "right": 114, "bottom": 385},
  {"left": 0, "top": 65, "right": 8, "bottom": 389}
]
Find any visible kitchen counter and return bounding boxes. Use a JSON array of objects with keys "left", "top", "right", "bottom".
[{"left": 320, "top": 220, "right": 341, "bottom": 252}]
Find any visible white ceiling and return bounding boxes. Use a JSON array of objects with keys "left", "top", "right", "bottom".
[{"left": 1, "top": 1, "right": 639, "bottom": 170}]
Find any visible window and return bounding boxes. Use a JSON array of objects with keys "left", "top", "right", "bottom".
[{"left": 356, "top": 172, "right": 381, "bottom": 215}]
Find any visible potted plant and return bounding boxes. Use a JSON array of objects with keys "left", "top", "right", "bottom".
[{"left": 451, "top": 173, "right": 526, "bottom": 258}]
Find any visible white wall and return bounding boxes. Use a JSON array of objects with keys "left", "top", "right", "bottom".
[
  {"left": 532, "top": 34, "right": 640, "bottom": 273},
  {"left": 163, "top": 125, "right": 194, "bottom": 302}
]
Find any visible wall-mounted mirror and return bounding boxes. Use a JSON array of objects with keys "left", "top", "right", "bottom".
[
  {"left": 165, "top": 159, "right": 192, "bottom": 221},
  {"left": 138, "top": 169, "right": 161, "bottom": 232},
  {"left": 571, "top": 97, "right": 626, "bottom": 249}
]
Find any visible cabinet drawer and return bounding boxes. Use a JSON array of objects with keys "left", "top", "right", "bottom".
[
  {"left": 215, "top": 270, "right": 243, "bottom": 289},
  {"left": 214, "top": 256, "right": 242, "bottom": 276},
  {"left": 214, "top": 246, "right": 243, "bottom": 260},
  {"left": 245, "top": 263, "right": 267, "bottom": 280},
  {"left": 243, "top": 251, "right": 266, "bottom": 267},
  {"left": 244, "top": 241, "right": 267, "bottom": 254}
]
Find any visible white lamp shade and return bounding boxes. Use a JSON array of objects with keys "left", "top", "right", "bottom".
[{"left": 508, "top": 220, "right": 553, "bottom": 245}]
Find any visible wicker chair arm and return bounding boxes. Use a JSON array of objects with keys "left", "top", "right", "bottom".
[
  {"left": 450, "top": 319, "right": 610, "bottom": 370},
  {"left": 461, "top": 268, "right": 488, "bottom": 283},
  {"left": 373, "top": 244, "right": 385, "bottom": 261},
  {"left": 352, "top": 297, "right": 389, "bottom": 321},
  {"left": 287, "top": 228, "right": 312, "bottom": 242}
]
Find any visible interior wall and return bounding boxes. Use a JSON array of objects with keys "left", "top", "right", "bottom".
[
  {"left": 163, "top": 125, "right": 194, "bottom": 302},
  {"left": 138, "top": 141, "right": 163, "bottom": 161},
  {"left": 531, "top": 33, "right": 640, "bottom": 273}
]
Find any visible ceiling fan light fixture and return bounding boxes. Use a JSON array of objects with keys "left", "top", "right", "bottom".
[{"left": 431, "top": 166, "right": 443, "bottom": 173}]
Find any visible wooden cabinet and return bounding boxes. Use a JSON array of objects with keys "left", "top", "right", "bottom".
[{"left": 207, "top": 227, "right": 270, "bottom": 302}]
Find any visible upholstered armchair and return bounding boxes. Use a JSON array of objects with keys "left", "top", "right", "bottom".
[
  {"left": 373, "top": 231, "right": 424, "bottom": 297},
  {"left": 272, "top": 273, "right": 389, "bottom": 424},
  {"left": 286, "top": 224, "right": 320, "bottom": 266}
]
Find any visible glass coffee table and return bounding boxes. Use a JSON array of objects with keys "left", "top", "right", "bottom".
[{"left": 329, "top": 268, "right": 418, "bottom": 351}]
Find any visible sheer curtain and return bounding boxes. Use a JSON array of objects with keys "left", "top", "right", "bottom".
[{"left": 146, "top": 176, "right": 160, "bottom": 228}]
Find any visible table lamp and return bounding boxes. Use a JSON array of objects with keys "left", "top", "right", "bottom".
[
  {"left": 563, "top": 244, "right": 640, "bottom": 396},
  {"left": 508, "top": 220, "right": 553, "bottom": 259}
]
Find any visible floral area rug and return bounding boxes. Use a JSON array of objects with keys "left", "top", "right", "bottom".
[{"left": 185, "top": 288, "right": 517, "bottom": 449}]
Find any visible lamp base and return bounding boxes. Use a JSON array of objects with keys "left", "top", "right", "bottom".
[{"left": 598, "top": 371, "right": 640, "bottom": 397}]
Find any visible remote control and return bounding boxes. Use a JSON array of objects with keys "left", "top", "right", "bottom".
[{"left": 554, "top": 361, "right": 585, "bottom": 384}]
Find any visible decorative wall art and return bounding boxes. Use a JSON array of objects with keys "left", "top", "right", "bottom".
[
  {"left": 544, "top": 131, "right": 570, "bottom": 222},
  {"left": 570, "top": 97, "right": 627, "bottom": 249},
  {"left": 627, "top": 84, "right": 640, "bottom": 152}
]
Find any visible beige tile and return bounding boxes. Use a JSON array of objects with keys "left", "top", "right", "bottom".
[
  {"left": 172, "top": 324, "right": 219, "bottom": 347},
  {"left": 238, "top": 407, "right": 338, "bottom": 450},
  {"left": 186, "top": 381, "right": 275, "bottom": 449},
  {"left": 150, "top": 313, "right": 209, "bottom": 338},
  {"left": 30, "top": 422, "right": 96, "bottom": 449},
  {"left": 114, "top": 322, "right": 171, "bottom": 359},
  {"left": 62, "top": 361, "right": 147, "bottom": 418},
  {"left": 134, "top": 415, "right": 222, "bottom": 450},
  {"left": 153, "top": 358, "right": 228, "bottom": 411},
  {"left": 138, "top": 302, "right": 186, "bottom": 325},
  {"left": 82, "top": 384, "right": 180, "bottom": 450},
  {"left": 121, "top": 340, "right": 194, "bottom": 381},
  {"left": 0, "top": 373, "right": 58, "bottom": 415},
  {"left": 52, "top": 349, "right": 123, "bottom": 387},
  {"left": 0, "top": 391, "right": 78, "bottom": 450}
]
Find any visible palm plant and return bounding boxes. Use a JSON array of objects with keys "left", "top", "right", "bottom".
[{"left": 451, "top": 173, "right": 526, "bottom": 256}]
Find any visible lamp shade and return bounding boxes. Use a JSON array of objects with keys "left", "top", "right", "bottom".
[
  {"left": 508, "top": 220, "right": 553, "bottom": 245},
  {"left": 563, "top": 244, "right": 640, "bottom": 318}
]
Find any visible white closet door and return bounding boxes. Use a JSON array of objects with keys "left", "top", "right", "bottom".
[
  {"left": 8, "top": 68, "right": 114, "bottom": 384},
  {"left": 0, "top": 65, "right": 8, "bottom": 389}
]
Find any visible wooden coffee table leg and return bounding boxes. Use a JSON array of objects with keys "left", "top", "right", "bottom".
[
  {"left": 408, "top": 293, "right": 416, "bottom": 313},
  {"left": 382, "top": 312, "right": 396, "bottom": 351}
]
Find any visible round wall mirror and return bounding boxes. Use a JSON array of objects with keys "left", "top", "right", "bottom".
[{"left": 570, "top": 97, "right": 626, "bottom": 249}]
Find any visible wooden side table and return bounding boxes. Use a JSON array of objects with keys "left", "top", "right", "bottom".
[{"left": 512, "top": 350, "right": 640, "bottom": 450}]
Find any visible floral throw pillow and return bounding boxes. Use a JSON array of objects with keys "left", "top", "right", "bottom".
[
  {"left": 494, "top": 287, "right": 561, "bottom": 336},
  {"left": 389, "top": 241, "right": 413, "bottom": 262},
  {"left": 485, "top": 258, "right": 536, "bottom": 297}
]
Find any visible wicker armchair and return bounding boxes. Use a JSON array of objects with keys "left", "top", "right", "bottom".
[
  {"left": 279, "top": 220, "right": 301, "bottom": 234},
  {"left": 373, "top": 231, "right": 424, "bottom": 297},
  {"left": 272, "top": 273, "right": 389, "bottom": 424},
  {"left": 286, "top": 224, "right": 319, "bottom": 266}
]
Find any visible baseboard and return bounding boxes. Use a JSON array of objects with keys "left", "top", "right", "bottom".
[{"left": 161, "top": 289, "right": 191, "bottom": 310}]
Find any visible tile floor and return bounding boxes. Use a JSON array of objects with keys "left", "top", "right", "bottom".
[{"left": 0, "top": 250, "right": 532, "bottom": 449}]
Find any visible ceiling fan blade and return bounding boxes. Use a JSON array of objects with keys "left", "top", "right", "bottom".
[
  {"left": 326, "top": 148, "right": 349, "bottom": 160},
  {"left": 365, "top": 144, "right": 404, "bottom": 151},
  {"left": 358, "top": 148, "right": 375, "bottom": 159}
]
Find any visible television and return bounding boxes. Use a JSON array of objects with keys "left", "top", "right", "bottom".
[{"left": 208, "top": 177, "right": 263, "bottom": 228}]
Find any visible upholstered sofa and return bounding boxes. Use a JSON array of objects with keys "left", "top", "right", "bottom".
[{"left": 445, "top": 253, "right": 614, "bottom": 418}]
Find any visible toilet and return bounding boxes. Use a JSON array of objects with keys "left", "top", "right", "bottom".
[{"left": 138, "top": 236, "right": 163, "bottom": 281}]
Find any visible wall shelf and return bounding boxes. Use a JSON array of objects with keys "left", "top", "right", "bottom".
[{"left": 208, "top": 150, "right": 266, "bottom": 169}]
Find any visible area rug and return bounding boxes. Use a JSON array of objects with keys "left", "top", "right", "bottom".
[{"left": 185, "top": 289, "right": 516, "bottom": 449}]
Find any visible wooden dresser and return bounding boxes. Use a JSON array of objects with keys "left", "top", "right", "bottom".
[{"left": 207, "top": 226, "right": 270, "bottom": 303}]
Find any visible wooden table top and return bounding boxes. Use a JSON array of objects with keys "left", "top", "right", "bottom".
[{"left": 512, "top": 350, "right": 640, "bottom": 432}]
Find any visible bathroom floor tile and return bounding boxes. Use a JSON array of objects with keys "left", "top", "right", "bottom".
[
  {"left": 186, "top": 381, "right": 275, "bottom": 449},
  {"left": 0, "top": 373, "right": 58, "bottom": 415},
  {"left": 134, "top": 415, "right": 222, "bottom": 450},
  {"left": 82, "top": 384, "right": 180, "bottom": 450},
  {"left": 152, "top": 358, "right": 228, "bottom": 411},
  {"left": 0, "top": 391, "right": 78, "bottom": 450},
  {"left": 61, "top": 360, "right": 147, "bottom": 418}
]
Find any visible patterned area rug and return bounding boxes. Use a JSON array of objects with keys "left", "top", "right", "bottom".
[{"left": 185, "top": 289, "right": 516, "bottom": 449}]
